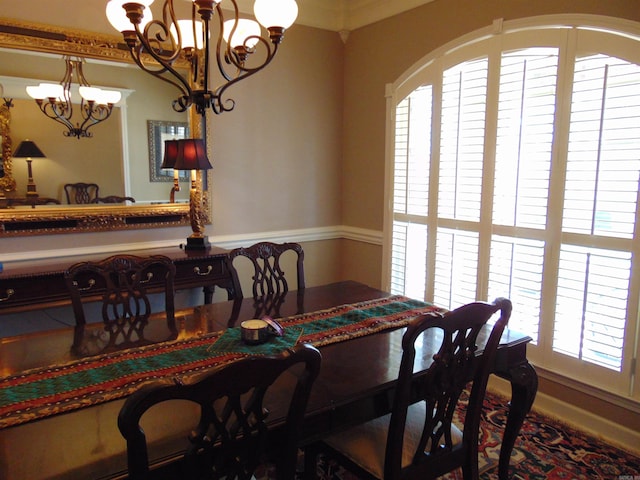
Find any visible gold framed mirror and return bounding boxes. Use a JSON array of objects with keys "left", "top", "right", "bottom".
[
  {"left": 0, "top": 100, "right": 15, "bottom": 194},
  {"left": 0, "top": 17, "right": 209, "bottom": 237}
]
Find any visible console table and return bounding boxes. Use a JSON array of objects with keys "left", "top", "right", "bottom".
[{"left": 0, "top": 246, "right": 232, "bottom": 315}]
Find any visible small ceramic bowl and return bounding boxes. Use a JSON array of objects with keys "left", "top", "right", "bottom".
[
  {"left": 240, "top": 317, "right": 285, "bottom": 345},
  {"left": 240, "top": 319, "right": 271, "bottom": 345}
]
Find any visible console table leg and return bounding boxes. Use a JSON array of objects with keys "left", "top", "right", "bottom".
[
  {"left": 498, "top": 360, "right": 538, "bottom": 480},
  {"left": 203, "top": 285, "right": 214, "bottom": 304}
]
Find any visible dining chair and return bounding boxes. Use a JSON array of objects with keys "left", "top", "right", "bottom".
[
  {"left": 304, "top": 297, "right": 512, "bottom": 480},
  {"left": 226, "top": 242, "right": 305, "bottom": 319},
  {"left": 118, "top": 343, "right": 322, "bottom": 480},
  {"left": 64, "top": 254, "right": 177, "bottom": 355},
  {"left": 64, "top": 182, "right": 100, "bottom": 204}
]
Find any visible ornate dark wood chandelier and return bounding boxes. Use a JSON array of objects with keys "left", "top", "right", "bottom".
[{"left": 106, "top": 0, "right": 298, "bottom": 116}]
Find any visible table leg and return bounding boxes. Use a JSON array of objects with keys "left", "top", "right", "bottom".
[
  {"left": 203, "top": 285, "right": 214, "bottom": 304},
  {"left": 498, "top": 360, "right": 538, "bottom": 480}
]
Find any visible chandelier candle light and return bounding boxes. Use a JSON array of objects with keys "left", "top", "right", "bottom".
[
  {"left": 106, "top": 0, "right": 298, "bottom": 249},
  {"left": 26, "top": 57, "right": 122, "bottom": 139}
]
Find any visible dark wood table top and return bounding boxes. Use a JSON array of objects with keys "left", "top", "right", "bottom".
[{"left": 0, "top": 281, "right": 534, "bottom": 480}]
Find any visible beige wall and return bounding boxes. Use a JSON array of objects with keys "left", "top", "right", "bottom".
[{"left": 0, "top": 10, "right": 345, "bottom": 290}]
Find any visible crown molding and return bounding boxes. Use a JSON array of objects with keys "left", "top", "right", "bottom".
[
  {"left": 236, "top": 0, "right": 435, "bottom": 33},
  {"left": 338, "top": 0, "right": 435, "bottom": 31}
]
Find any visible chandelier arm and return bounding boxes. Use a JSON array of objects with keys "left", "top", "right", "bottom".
[
  {"left": 37, "top": 101, "right": 73, "bottom": 129},
  {"left": 37, "top": 101, "right": 78, "bottom": 137},
  {"left": 202, "top": 15, "right": 210, "bottom": 93},
  {"left": 76, "top": 112, "right": 104, "bottom": 138},
  {"left": 83, "top": 103, "right": 114, "bottom": 123},
  {"left": 126, "top": 7, "right": 192, "bottom": 99},
  {"left": 227, "top": 36, "right": 278, "bottom": 74},
  {"left": 213, "top": 4, "right": 234, "bottom": 84},
  {"left": 192, "top": 1, "right": 202, "bottom": 87},
  {"left": 213, "top": 38, "right": 279, "bottom": 113},
  {"left": 210, "top": 93, "right": 233, "bottom": 115},
  {"left": 127, "top": 39, "right": 192, "bottom": 101},
  {"left": 73, "top": 58, "right": 91, "bottom": 88}
]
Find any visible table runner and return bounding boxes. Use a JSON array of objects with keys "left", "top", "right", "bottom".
[{"left": 0, "top": 295, "right": 440, "bottom": 429}]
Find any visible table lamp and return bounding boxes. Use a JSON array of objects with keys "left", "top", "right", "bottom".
[
  {"left": 170, "top": 138, "right": 213, "bottom": 250},
  {"left": 13, "top": 140, "right": 46, "bottom": 197}
]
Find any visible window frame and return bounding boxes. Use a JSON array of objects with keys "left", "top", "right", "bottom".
[{"left": 382, "top": 15, "right": 640, "bottom": 402}]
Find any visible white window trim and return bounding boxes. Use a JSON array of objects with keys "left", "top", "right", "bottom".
[{"left": 382, "top": 14, "right": 640, "bottom": 402}]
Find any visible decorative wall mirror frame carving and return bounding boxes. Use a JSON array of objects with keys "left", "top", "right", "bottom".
[
  {"left": 0, "top": 101, "right": 14, "bottom": 193},
  {"left": 0, "top": 17, "right": 210, "bottom": 237}
]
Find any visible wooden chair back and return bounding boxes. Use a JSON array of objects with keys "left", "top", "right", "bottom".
[
  {"left": 64, "top": 182, "right": 99, "bottom": 204},
  {"left": 118, "top": 343, "right": 322, "bottom": 480},
  {"left": 384, "top": 298, "right": 512, "bottom": 480},
  {"left": 64, "top": 254, "right": 176, "bottom": 355},
  {"left": 227, "top": 242, "right": 305, "bottom": 300}
]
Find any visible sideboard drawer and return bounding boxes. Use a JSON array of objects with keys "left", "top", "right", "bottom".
[
  {"left": 174, "top": 257, "right": 227, "bottom": 287},
  {"left": 0, "top": 273, "right": 68, "bottom": 310},
  {"left": 0, "top": 246, "right": 232, "bottom": 315}
]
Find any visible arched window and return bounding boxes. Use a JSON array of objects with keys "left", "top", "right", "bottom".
[{"left": 383, "top": 16, "right": 640, "bottom": 400}]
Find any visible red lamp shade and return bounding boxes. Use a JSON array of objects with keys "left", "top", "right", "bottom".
[
  {"left": 171, "top": 139, "right": 212, "bottom": 171},
  {"left": 161, "top": 140, "right": 180, "bottom": 169}
]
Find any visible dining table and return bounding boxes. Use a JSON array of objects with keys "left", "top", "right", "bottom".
[{"left": 0, "top": 280, "right": 537, "bottom": 480}]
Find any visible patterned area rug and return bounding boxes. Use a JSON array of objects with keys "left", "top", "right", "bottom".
[{"left": 306, "top": 389, "right": 640, "bottom": 480}]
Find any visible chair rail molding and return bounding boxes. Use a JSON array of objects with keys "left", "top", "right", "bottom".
[{"left": 0, "top": 225, "right": 383, "bottom": 267}]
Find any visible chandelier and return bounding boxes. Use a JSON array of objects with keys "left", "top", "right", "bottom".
[
  {"left": 105, "top": 0, "right": 298, "bottom": 116},
  {"left": 26, "top": 56, "right": 122, "bottom": 139},
  {"left": 105, "top": 0, "right": 298, "bottom": 250}
]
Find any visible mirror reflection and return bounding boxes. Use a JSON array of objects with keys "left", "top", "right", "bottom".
[{"left": 0, "top": 47, "right": 191, "bottom": 206}]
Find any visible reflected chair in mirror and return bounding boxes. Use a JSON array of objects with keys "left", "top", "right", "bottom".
[
  {"left": 305, "top": 298, "right": 512, "bottom": 480},
  {"left": 118, "top": 343, "right": 322, "bottom": 480},
  {"left": 226, "top": 241, "right": 305, "bottom": 321},
  {"left": 93, "top": 195, "right": 136, "bottom": 204},
  {"left": 64, "top": 182, "right": 99, "bottom": 204},
  {"left": 64, "top": 254, "right": 177, "bottom": 356}
]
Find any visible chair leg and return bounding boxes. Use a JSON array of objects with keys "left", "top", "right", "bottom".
[
  {"left": 462, "top": 449, "right": 480, "bottom": 480},
  {"left": 303, "top": 444, "right": 320, "bottom": 480}
]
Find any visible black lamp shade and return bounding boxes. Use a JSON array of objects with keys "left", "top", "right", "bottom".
[
  {"left": 13, "top": 140, "right": 46, "bottom": 159},
  {"left": 172, "top": 139, "right": 212, "bottom": 171}
]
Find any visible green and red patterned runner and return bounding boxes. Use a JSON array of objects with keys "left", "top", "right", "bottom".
[{"left": 0, "top": 295, "right": 439, "bottom": 429}]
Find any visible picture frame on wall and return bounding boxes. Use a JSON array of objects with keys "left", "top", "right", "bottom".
[{"left": 148, "top": 120, "right": 190, "bottom": 182}]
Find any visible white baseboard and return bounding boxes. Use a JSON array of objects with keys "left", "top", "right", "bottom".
[{"left": 488, "top": 376, "right": 640, "bottom": 457}]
